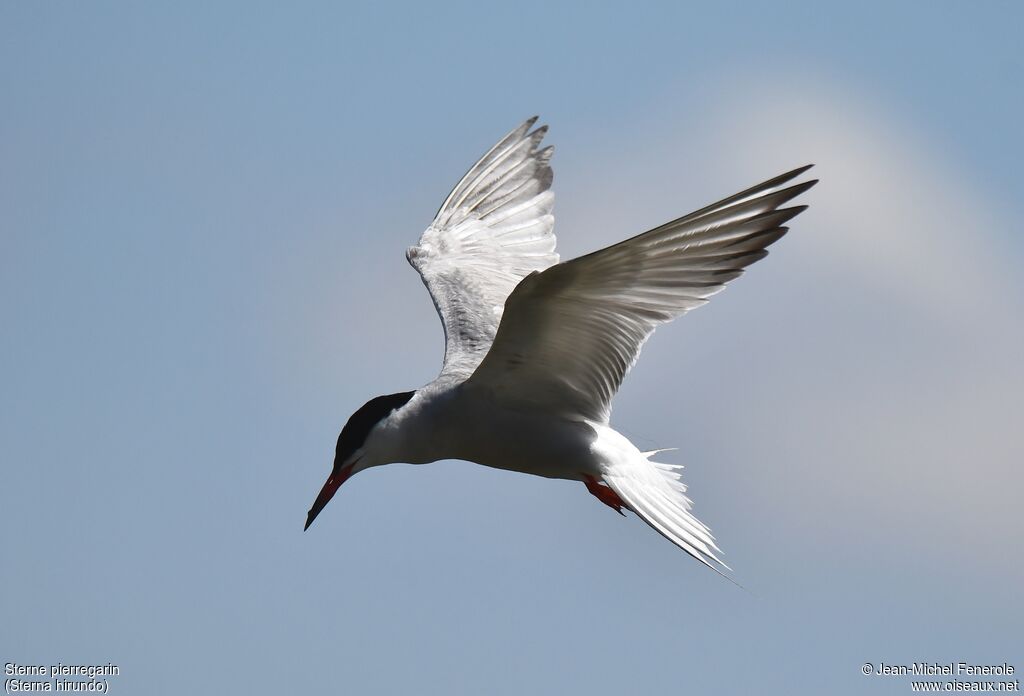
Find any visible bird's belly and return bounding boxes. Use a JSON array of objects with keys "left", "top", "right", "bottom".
[{"left": 443, "top": 405, "right": 600, "bottom": 481}]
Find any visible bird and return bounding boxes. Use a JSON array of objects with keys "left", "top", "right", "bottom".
[{"left": 305, "top": 116, "right": 816, "bottom": 574}]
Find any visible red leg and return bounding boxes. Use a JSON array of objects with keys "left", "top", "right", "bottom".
[{"left": 583, "top": 475, "right": 627, "bottom": 516}]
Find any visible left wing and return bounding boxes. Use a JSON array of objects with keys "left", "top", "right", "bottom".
[{"left": 407, "top": 117, "right": 558, "bottom": 382}]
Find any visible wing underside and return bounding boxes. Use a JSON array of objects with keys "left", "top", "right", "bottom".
[{"left": 408, "top": 118, "right": 559, "bottom": 381}]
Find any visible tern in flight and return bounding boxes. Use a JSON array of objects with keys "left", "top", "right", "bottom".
[{"left": 305, "top": 117, "right": 815, "bottom": 573}]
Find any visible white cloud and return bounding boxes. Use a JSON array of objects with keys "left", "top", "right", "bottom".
[{"left": 709, "top": 75, "right": 1021, "bottom": 327}]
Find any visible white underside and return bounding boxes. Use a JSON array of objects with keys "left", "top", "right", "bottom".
[{"left": 369, "top": 382, "right": 603, "bottom": 480}]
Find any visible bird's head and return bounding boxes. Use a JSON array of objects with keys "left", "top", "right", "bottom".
[{"left": 304, "top": 390, "right": 416, "bottom": 531}]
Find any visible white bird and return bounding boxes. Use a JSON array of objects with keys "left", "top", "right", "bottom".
[{"left": 306, "top": 117, "right": 815, "bottom": 574}]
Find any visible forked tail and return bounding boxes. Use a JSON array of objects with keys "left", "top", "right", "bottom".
[{"left": 594, "top": 426, "right": 730, "bottom": 576}]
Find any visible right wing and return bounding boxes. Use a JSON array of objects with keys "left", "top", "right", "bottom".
[
  {"left": 467, "top": 166, "right": 818, "bottom": 421},
  {"left": 407, "top": 117, "right": 559, "bottom": 382}
]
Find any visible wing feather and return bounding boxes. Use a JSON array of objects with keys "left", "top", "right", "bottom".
[{"left": 467, "top": 166, "right": 817, "bottom": 421}]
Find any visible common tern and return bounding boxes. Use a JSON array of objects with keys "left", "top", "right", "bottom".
[{"left": 305, "top": 117, "right": 815, "bottom": 573}]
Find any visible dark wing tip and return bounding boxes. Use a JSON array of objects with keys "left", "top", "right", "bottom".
[{"left": 780, "top": 179, "right": 818, "bottom": 197}]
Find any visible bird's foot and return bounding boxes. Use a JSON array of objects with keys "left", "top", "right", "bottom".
[{"left": 583, "top": 475, "right": 627, "bottom": 516}]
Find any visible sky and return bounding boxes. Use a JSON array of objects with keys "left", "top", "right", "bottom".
[{"left": 2, "top": 2, "right": 1021, "bottom": 694}]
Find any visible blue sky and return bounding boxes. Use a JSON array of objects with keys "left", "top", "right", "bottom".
[{"left": 2, "top": 2, "right": 1021, "bottom": 694}]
